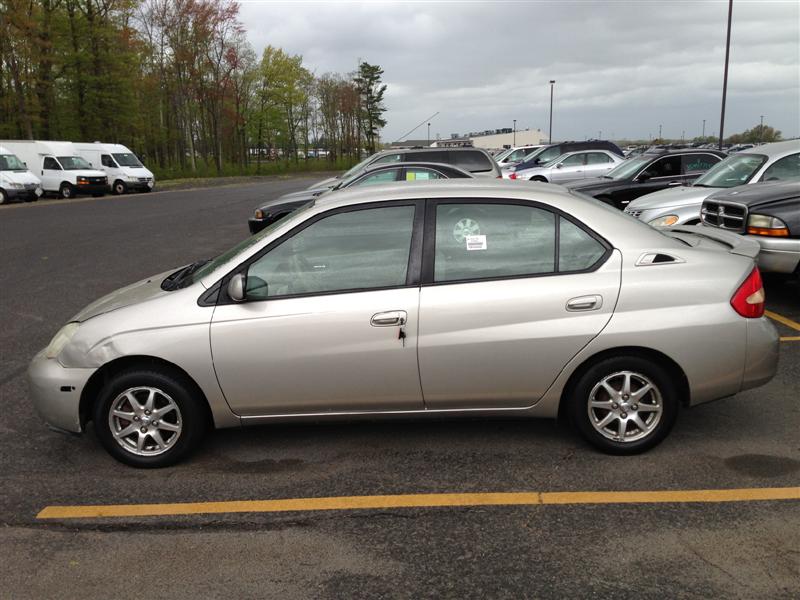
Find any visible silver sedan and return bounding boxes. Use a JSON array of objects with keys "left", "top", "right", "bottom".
[
  {"left": 28, "top": 180, "right": 779, "bottom": 467},
  {"left": 505, "top": 150, "right": 624, "bottom": 183}
]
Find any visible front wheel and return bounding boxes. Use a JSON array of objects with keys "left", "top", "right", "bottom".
[
  {"left": 569, "top": 356, "right": 679, "bottom": 454},
  {"left": 93, "top": 368, "right": 206, "bottom": 468},
  {"left": 0, "top": 189, "right": 7, "bottom": 205},
  {"left": 59, "top": 183, "right": 75, "bottom": 199},
  {"left": 113, "top": 180, "right": 127, "bottom": 195}
]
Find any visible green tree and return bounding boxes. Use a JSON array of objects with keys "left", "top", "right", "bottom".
[{"left": 354, "top": 61, "right": 387, "bottom": 154}]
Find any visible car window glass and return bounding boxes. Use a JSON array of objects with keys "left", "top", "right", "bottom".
[
  {"left": 559, "top": 217, "right": 606, "bottom": 271},
  {"left": 373, "top": 153, "right": 403, "bottom": 165},
  {"left": 533, "top": 146, "right": 561, "bottom": 164},
  {"left": 101, "top": 154, "right": 116, "bottom": 168},
  {"left": 561, "top": 154, "right": 585, "bottom": 167},
  {"left": 434, "top": 203, "right": 555, "bottom": 282},
  {"left": 354, "top": 170, "right": 399, "bottom": 186},
  {"left": 406, "top": 168, "right": 443, "bottom": 181},
  {"left": 643, "top": 156, "right": 681, "bottom": 178},
  {"left": 448, "top": 150, "right": 492, "bottom": 172},
  {"left": 586, "top": 152, "right": 612, "bottom": 164},
  {"left": 693, "top": 153, "right": 767, "bottom": 188},
  {"left": 682, "top": 154, "right": 721, "bottom": 174},
  {"left": 247, "top": 205, "right": 415, "bottom": 298},
  {"left": 43, "top": 157, "right": 60, "bottom": 170},
  {"left": 407, "top": 151, "right": 447, "bottom": 163},
  {"left": 759, "top": 153, "right": 800, "bottom": 182}
]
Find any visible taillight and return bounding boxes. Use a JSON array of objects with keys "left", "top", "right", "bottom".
[
  {"left": 509, "top": 172, "right": 517, "bottom": 180},
  {"left": 730, "top": 267, "right": 765, "bottom": 318}
]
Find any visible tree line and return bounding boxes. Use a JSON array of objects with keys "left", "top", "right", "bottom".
[{"left": 0, "top": 0, "right": 388, "bottom": 176}]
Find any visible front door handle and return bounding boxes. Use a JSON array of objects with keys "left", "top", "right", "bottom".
[
  {"left": 566, "top": 295, "right": 603, "bottom": 311},
  {"left": 371, "top": 310, "right": 407, "bottom": 327},
  {"left": 667, "top": 181, "right": 683, "bottom": 186}
]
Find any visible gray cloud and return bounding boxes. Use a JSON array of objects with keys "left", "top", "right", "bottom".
[{"left": 239, "top": 0, "right": 799, "bottom": 141}]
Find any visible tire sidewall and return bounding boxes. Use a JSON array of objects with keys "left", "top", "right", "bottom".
[
  {"left": 113, "top": 180, "right": 127, "bottom": 195},
  {"left": 569, "top": 356, "right": 679, "bottom": 455},
  {"left": 0, "top": 189, "right": 7, "bottom": 204},
  {"left": 93, "top": 369, "right": 205, "bottom": 468},
  {"left": 59, "top": 183, "right": 74, "bottom": 199}
]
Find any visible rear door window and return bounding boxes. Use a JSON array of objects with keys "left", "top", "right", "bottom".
[
  {"left": 406, "top": 151, "right": 448, "bottom": 163},
  {"left": 682, "top": 153, "right": 721, "bottom": 175},
  {"left": 405, "top": 168, "right": 444, "bottom": 181},
  {"left": 448, "top": 151, "right": 492, "bottom": 172},
  {"left": 642, "top": 156, "right": 681, "bottom": 178},
  {"left": 354, "top": 169, "right": 401, "bottom": 186},
  {"left": 759, "top": 153, "right": 800, "bottom": 182}
]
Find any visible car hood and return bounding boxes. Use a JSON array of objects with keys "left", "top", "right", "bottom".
[
  {"left": 309, "top": 176, "right": 339, "bottom": 189},
  {"left": 257, "top": 190, "right": 323, "bottom": 211},
  {"left": 121, "top": 166, "right": 154, "bottom": 178},
  {"left": 71, "top": 169, "right": 107, "bottom": 178},
  {"left": 564, "top": 177, "right": 619, "bottom": 192},
  {"left": 1, "top": 170, "right": 41, "bottom": 185},
  {"left": 71, "top": 269, "right": 175, "bottom": 323},
  {"left": 627, "top": 185, "right": 717, "bottom": 209}
]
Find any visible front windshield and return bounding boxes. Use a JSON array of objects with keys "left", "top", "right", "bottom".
[
  {"left": 112, "top": 153, "right": 144, "bottom": 167},
  {"left": 181, "top": 201, "right": 316, "bottom": 286},
  {"left": 693, "top": 153, "right": 766, "bottom": 188},
  {"left": 57, "top": 156, "right": 93, "bottom": 170},
  {"left": 604, "top": 155, "right": 652, "bottom": 180},
  {"left": 494, "top": 148, "right": 513, "bottom": 162},
  {"left": 341, "top": 155, "right": 376, "bottom": 179},
  {"left": 0, "top": 154, "right": 26, "bottom": 171},
  {"left": 526, "top": 146, "right": 560, "bottom": 165}
]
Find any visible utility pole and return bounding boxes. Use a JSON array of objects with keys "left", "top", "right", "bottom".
[
  {"left": 759, "top": 115, "right": 764, "bottom": 143},
  {"left": 658, "top": 124, "right": 662, "bottom": 140},
  {"left": 548, "top": 80, "right": 555, "bottom": 143},
  {"left": 718, "top": 0, "right": 733, "bottom": 151},
  {"left": 427, "top": 123, "right": 430, "bottom": 146},
  {"left": 513, "top": 119, "right": 516, "bottom": 146},
  {"left": 702, "top": 119, "right": 706, "bottom": 139}
]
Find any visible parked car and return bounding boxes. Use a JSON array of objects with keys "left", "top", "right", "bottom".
[
  {"left": 701, "top": 180, "right": 800, "bottom": 274},
  {"left": 74, "top": 142, "right": 155, "bottom": 195},
  {"left": 29, "top": 180, "right": 778, "bottom": 467},
  {"left": 0, "top": 140, "right": 108, "bottom": 198},
  {"left": 494, "top": 145, "right": 545, "bottom": 167},
  {"left": 506, "top": 149, "right": 624, "bottom": 183},
  {"left": 565, "top": 149, "right": 726, "bottom": 210},
  {"left": 624, "top": 140, "right": 800, "bottom": 227},
  {"left": 502, "top": 140, "right": 625, "bottom": 178},
  {"left": 250, "top": 162, "right": 473, "bottom": 234},
  {"left": 310, "top": 147, "right": 501, "bottom": 189},
  {"left": 0, "top": 145, "right": 44, "bottom": 204}
]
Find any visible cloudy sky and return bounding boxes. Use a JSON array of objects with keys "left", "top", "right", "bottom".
[{"left": 239, "top": 0, "right": 800, "bottom": 143}]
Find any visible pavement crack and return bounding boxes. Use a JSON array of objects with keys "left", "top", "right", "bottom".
[{"left": 678, "top": 534, "right": 752, "bottom": 590}]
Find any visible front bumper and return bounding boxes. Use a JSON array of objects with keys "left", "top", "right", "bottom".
[
  {"left": 75, "top": 183, "right": 109, "bottom": 195},
  {"left": 27, "top": 350, "right": 95, "bottom": 434},
  {"left": 127, "top": 178, "right": 155, "bottom": 191},
  {"left": 749, "top": 235, "right": 800, "bottom": 274},
  {"left": 5, "top": 186, "right": 42, "bottom": 201}
]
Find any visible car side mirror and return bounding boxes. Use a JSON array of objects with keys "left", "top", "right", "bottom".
[
  {"left": 228, "top": 273, "right": 247, "bottom": 302},
  {"left": 556, "top": 163, "right": 563, "bottom": 169}
]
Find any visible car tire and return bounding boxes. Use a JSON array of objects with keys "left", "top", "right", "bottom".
[
  {"left": 59, "top": 183, "right": 74, "bottom": 199},
  {"left": 113, "top": 180, "right": 127, "bottom": 195},
  {"left": 93, "top": 368, "right": 207, "bottom": 468},
  {"left": 530, "top": 176, "right": 548, "bottom": 183},
  {"left": 0, "top": 189, "right": 7, "bottom": 205},
  {"left": 568, "top": 356, "right": 679, "bottom": 455}
]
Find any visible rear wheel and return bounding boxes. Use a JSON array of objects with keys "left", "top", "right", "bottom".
[
  {"left": 569, "top": 356, "right": 679, "bottom": 454},
  {"left": 113, "top": 180, "right": 127, "bottom": 195},
  {"left": 0, "top": 189, "right": 7, "bottom": 204},
  {"left": 93, "top": 368, "right": 206, "bottom": 468},
  {"left": 530, "top": 176, "right": 548, "bottom": 183},
  {"left": 59, "top": 183, "right": 74, "bottom": 199}
]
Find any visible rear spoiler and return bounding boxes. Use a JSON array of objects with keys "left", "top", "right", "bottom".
[{"left": 660, "top": 225, "right": 761, "bottom": 259}]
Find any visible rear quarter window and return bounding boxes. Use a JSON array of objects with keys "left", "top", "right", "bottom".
[{"left": 448, "top": 150, "right": 493, "bottom": 172}]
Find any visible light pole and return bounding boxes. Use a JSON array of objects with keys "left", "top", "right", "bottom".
[
  {"left": 718, "top": 0, "right": 733, "bottom": 150},
  {"left": 598, "top": 130, "right": 602, "bottom": 140},
  {"left": 702, "top": 119, "right": 706, "bottom": 139},
  {"left": 759, "top": 115, "right": 764, "bottom": 143},
  {"left": 658, "top": 124, "right": 662, "bottom": 140},
  {"left": 682, "top": 130, "right": 685, "bottom": 143},
  {"left": 513, "top": 119, "right": 517, "bottom": 146},
  {"left": 427, "top": 123, "right": 430, "bottom": 146},
  {"left": 548, "top": 80, "right": 555, "bottom": 143}
]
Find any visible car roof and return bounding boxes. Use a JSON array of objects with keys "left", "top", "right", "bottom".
[
  {"left": 739, "top": 140, "right": 799, "bottom": 158},
  {"left": 379, "top": 147, "right": 489, "bottom": 155},
  {"left": 361, "top": 161, "right": 473, "bottom": 176},
  {"left": 639, "top": 148, "right": 727, "bottom": 157}
]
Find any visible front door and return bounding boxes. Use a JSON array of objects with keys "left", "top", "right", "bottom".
[
  {"left": 210, "top": 202, "right": 424, "bottom": 416},
  {"left": 418, "top": 200, "right": 622, "bottom": 409},
  {"left": 40, "top": 156, "right": 62, "bottom": 192},
  {"left": 550, "top": 153, "right": 586, "bottom": 183}
]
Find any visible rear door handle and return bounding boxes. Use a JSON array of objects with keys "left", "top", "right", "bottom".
[
  {"left": 371, "top": 310, "right": 407, "bottom": 327},
  {"left": 566, "top": 295, "right": 603, "bottom": 311},
  {"left": 667, "top": 181, "right": 683, "bottom": 186}
]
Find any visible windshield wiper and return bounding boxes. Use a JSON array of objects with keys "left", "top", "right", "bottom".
[{"left": 161, "top": 259, "right": 211, "bottom": 291}]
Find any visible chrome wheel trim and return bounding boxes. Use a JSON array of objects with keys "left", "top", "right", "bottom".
[
  {"left": 452, "top": 217, "right": 480, "bottom": 244},
  {"left": 108, "top": 386, "right": 182, "bottom": 457},
  {"left": 587, "top": 371, "right": 663, "bottom": 443}
]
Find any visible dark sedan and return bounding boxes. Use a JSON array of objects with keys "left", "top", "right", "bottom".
[
  {"left": 701, "top": 180, "right": 800, "bottom": 274},
  {"left": 565, "top": 149, "right": 726, "bottom": 210},
  {"left": 248, "top": 162, "right": 473, "bottom": 234}
]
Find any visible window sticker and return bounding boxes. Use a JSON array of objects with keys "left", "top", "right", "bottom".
[{"left": 466, "top": 235, "right": 487, "bottom": 251}]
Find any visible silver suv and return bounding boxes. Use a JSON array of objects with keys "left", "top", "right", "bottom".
[
  {"left": 624, "top": 140, "right": 800, "bottom": 227},
  {"left": 310, "top": 147, "right": 501, "bottom": 189}
]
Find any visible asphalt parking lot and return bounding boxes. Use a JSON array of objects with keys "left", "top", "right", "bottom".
[{"left": 1, "top": 177, "right": 798, "bottom": 599}]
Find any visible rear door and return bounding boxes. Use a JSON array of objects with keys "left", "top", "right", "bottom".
[
  {"left": 583, "top": 152, "right": 617, "bottom": 178},
  {"left": 417, "top": 199, "right": 621, "bottom": 409}
]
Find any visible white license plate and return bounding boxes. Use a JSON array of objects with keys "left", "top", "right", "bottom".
[{"left": 35, "top": 187, "right": 43, "bottom": 197}]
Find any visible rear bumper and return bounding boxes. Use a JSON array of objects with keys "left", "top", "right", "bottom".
[
  {"left": 741, "top": 317, "right": 780, "bottom": 393},
  {"left": 27, "top": 350, "right": 95, "bottom": 434},
  {"left": 749, "top": 235, "right": 800, "bottom": 274}
]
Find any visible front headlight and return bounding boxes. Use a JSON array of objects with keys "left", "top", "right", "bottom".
[
  {"left": 45, "top": 322, "right": 79, "bottom": 359},
  {"left": 127, "top": 175, "right": 138, "bottom": 182},
  {"left": 648, "top": 214, "right": 679, "bottom": 227},
  {"left": 747, "top": 214, "right": 789, "bottom": 237},
  {"left": 10, "top": 182, "right": 24, "bottom": 189}
]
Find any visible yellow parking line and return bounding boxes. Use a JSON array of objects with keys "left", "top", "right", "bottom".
[
  {"left": 766, "top": 310, "right": 800, "bottom": 332},
  {"left": 781, "top": 336, "right": 800, "bottom": 342},
  {"left": 36, "top": 487, "right": 800, "bottom": 519}
]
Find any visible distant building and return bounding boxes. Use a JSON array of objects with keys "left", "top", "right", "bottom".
[{"left": 427, "top": 128, "right": 546, "bottom": 149}]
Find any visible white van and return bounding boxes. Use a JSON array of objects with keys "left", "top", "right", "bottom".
[
  {"left": 74, "top": 142, "right": 155, "bottom": 195},
  {"left": 0, "top": 145, "right": 44, "bottom": 204},
  {"left": 0, "top": 140, "right": 108, "bottom": 199}
]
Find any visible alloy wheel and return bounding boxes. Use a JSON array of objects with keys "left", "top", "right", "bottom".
[
  {"left": 587, "top": 371, "right": 663, "bottom": 443},
  {"left": 108, "top": 386, "right": 183, "bottom": 456}
]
